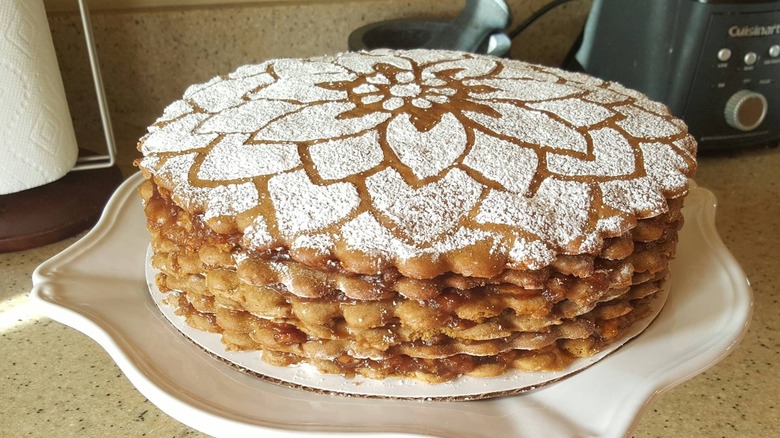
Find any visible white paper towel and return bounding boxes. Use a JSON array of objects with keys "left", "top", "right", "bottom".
[{"left": 0, "top": 0, "right": 78, "bottom": 195}]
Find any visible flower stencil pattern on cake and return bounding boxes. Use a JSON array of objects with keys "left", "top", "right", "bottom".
[{"left": 139, "top": 50, "right": 696, "bottom": 272}]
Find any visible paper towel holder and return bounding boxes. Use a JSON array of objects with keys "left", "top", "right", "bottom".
[
  {"left": 71, "top": 0, "right": 117, "bottom": 171},
  {"left": 0, "top": 0, "right": 122, "bottom": 253}
]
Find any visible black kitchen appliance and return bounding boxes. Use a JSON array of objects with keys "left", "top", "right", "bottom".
[
  {"left": 349, "top": 0, "right": 512, "bottom": 56},
  {"left": 569, "top": 0, "right": 780, "bottom": 150}
]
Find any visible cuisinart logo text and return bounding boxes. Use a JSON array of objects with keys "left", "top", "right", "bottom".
[{"left": 728, "top": 24, "right": 780, "bottom": 37}]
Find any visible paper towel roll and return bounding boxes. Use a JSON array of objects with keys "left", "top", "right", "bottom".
[{"left": 0, "top": 0, "right": 78, "bottom": 195}]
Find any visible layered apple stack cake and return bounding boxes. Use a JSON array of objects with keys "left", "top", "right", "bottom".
[{"left": 136, "top": 49, "right": 696, "bottom": 383}]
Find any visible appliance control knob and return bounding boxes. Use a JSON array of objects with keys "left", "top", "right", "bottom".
[{"left": 724, "top": 90, "right": 768, "bottom": 132}]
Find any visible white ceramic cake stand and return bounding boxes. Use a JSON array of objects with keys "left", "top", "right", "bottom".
[{"left": 31, "top": 174, "right": 752, "bottom": 438}]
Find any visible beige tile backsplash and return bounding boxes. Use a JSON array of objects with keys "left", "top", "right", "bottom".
[{"left": 46, "top": 0, "right": 592, "bottom": 172}]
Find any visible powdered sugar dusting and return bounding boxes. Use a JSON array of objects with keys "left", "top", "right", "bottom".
[
  {"left": 155, "top": 100, "right": 193, "bottom": 124},
  {"left": 292, "top": 234, "right": 333, "bottom": 254},
  {"left": 183, "top": 76, "right": 221, "bottom": 98},
  {"left": 577, "top": 232, "right": 603, "bottom": 254},
  {"left": 465, "top": 102, "right": 588, "bottom": 153},
  {"left": 607, "top": 82, "right": 647, "bottom": 100},
  {"left": 508, "top": 238, "right": 556, "bottom": 269},
  {"left": 269, "top": 170, "right": 360, "bottom": 236},
  {"left": 341, "top": 212, "right": 415, "bottom": 260},
  {"left": 397, "top": 49, "right": 463, "bottom": 65},
  {"left": 550, "top": 69, "right": 605, "bottom": 87},
  {"left": 243, "top": 215, "right": 274, "bottom": 250},
  {"left": 583, "top": 90, "right": 628, "bottom": 105},
  {"left": 463, "top": 130, "right": 537, "bottom": 194},
  {"left": 250, "top": 73, "right": 352, "bottom": 102},
  {"left": 547, "top": 128, "right": 635, "bottom": 177},
  {"left": 674, "top": 136, "right": 698, "bottom": 159},
  {"left": 339, "top": 214, "right": 499, "bottom": 262},
  {"left": 527, "top": 98, "right": 612, "bottom": 127},
  {"left": 425, "top": 57, "right": 497, "bottom": 80},
  {"left": 386, "top": 112, "right": 466, "bottom": 179},
  {"left": 465, "top": 79, "right": 580, "bottom": 101},
  {"left": 232, "top": 251, "right": 249, "bottom": 264},
  {"left": 272, "top": 58, "right": 347, "bottom": 78},
  {"left": 495, "top": 66, "right": 558, "bottom": 82},
  {"left": 197, "top": 133, "right": 301, "bottom": 181},
  {"left": 198, "top": 100, "right": 301, "bottom": 134},
  {"left": 635, "top": 98, "right": 670, "bottom": 116},
  {"left": 366, "top": 168, "right": 482, "bottom": 244},
  {"left": 139, "top": 49, "right": 696, "bottom": 272},
  {"left": 432, "top": 227, "right": 502, "bottom": 255},
  {"left": 600, "top": 177, "right": 668, "bottom": 215},
  {"left": 616, "top": 105, "right": 680, "bottom": 139},
  {"left": 154, "top": 153, "right": 197, "bottom": 186},
  {"left": 189, "top": 74, "right": 274, "bottom": 112},
  {"left": 335, "top": 52, "right": 412, "bottom": 74},
  {"left": 309, "top": 131, "right": 384, "bottom": 180},
  {"left": 228, "top": 62, "right": 270, "bottom": 79},
  {"left": 476, "top": 179, "right": 591, "bottom": 248},
  {"left": 142, "top": 113, "right": 217, "bottom": 154},
  {"left": 253, "top": 102, "right": 390, "bottom": 142},
  {"left": 154, "top": 153, "right": 261, "bottom": 220},
  {"left": 203, "top": 182, "right": 258, "bottom": 220},
  {"left": 640, "top": 142, "right": 691, "bottom": 193},
  {"left": 596, "top": 216, "right": 627, "bottom": 235},
  {"left": 139, "top": 155, "right": 160, "bottom": 172}
]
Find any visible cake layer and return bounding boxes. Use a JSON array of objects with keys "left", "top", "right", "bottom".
[
  {"left": 163, "top": 286, "right": 657, "bottom": 382},
  {"left": 158, "top": 266, "right": 664, "bottom": 343}
]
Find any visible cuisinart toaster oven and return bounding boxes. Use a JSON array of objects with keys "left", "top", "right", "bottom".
[{"left": 570, "top": 0, "right": 780, "bottom": 150}]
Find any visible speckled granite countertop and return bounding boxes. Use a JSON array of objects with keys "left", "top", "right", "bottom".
[{"left": 2, "top": 147, "right": 778, "bottom": 437}]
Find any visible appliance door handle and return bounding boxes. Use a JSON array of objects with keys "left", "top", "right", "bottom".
[{"left": 424, "top": 0, "right": 510, "bottom": 53}]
